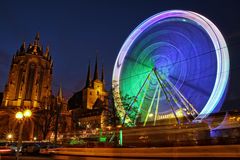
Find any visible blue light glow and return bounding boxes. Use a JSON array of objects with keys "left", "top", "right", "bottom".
[{"left": 113, "top": 10, "right": 230, "bottom": 124}]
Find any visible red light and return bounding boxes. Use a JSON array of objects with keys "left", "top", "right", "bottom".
[{"left": 0, "top": 149, "right": 12, "bottom": 152}]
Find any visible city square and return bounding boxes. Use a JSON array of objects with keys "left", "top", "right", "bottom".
[{"left": 0, "top": 0, "right": 240, "bottom": 159}]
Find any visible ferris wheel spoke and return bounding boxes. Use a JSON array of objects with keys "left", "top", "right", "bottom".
[
  {"left": 122, "top": 70, "right": 153, "bottom": 125},
  {"left": 125, "top": 55, "right": 152, "bottom": 69},
  {"left": 155, "top": 70, "right": 197, "bottom": 121},
  {"left": 155, "top": 73, "right": 192, "bottom": 122},
  {"left": 143, "top": 85, "right": 159, "bottom": 127},
  {"left": 164, "top": 77, "right": 199, "bottom": 116},
  {"left": 154, "top": 88, "right": 161, "bottom": 126},
  {"left": 153, "top": 69, "right": 193, "bottom": 122},
  {"left": 169, "top": 75, "right": 211, "bottom": 97},
  {"left": 157, "top": 76, "right": 198, "bottom": 122},
  {"left": 134, "top": 78, "right": 150, "bottom": 125},
  {"left": 153, "top": 68, "right": 180, "bottom": 124},
  {"left": 119, "top": 70, "right": 152, "bottom": 83},
  {"left": 163, "top": 82, "right": 192, "bottom": 122}
]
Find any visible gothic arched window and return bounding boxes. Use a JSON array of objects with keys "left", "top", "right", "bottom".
[
  {"left": 15, "top": 66, "right": 24, "bottom": 99},
  {"left": 25, "top": 63, "right": 36, "bottom": 100},
  {"left": 37, "top": 67, "right": 44, "bottom": 100}
]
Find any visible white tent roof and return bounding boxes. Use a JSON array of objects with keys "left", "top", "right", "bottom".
[{"left": 212, "top": 112, "right": 240, "bottom": 130}]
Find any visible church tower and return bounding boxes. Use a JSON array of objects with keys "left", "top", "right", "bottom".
[
  {"left": 1, "top": 33, "right": 53, "bottom": 108},
  {"left": 68, "top": 56, "right": 109, "bottom": 130},
  {"left": 82, "top": 57, "right": 108, "bottom": 110}
]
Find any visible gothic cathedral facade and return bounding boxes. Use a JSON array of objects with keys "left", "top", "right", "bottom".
[
  {"left": 2, "top": 33, "right": 52, "bottom": 108},
  {"left": 0, "top": 33, "right": 55, "bottom": 140}
]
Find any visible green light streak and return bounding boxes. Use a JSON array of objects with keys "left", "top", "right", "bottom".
[
  {"left": 154, "top": 69, "right": 180, "bottom": 124},
  {"left": 154, "top": 88, "right": 161, "bottom": 126},
  {"left": 119, "top": 129, "right": 123, "bottom": 146},
  {"left": 134, "top": 76, "right": 150, "bottom": 125},
  {"left": 143, "top": 85, "right": 159, "bottom": 126}
]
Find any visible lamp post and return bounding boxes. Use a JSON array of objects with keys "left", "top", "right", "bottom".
[
  {"left": 15, "top": 109, "right": 32, "bottom": 160},
  {"left": 7, "top": 133, "right": 13, "bottom": 142}
]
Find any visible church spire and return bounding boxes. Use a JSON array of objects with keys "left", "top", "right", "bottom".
[
  {"left": 20, "top": 41, "right": 26, "bottom": 53},
  {"left": 32, "top": 32, "right": 40, "bottom": 54},
  {"left": 85, "top": 62, "right": 91, "bottom": 87},
  {"left": 57, "top": 83, "right": 63, "bottom": 103},
  {"left": 101, "top": 64, "right": 104, "bottom": 83},
  {"left": 35, "top": 32, "right": 40, "bottom": 41},
  {"left": 93, "top": 56, "right": 98, "bottom": 80},
  {"left": 44, "top": 45, "right": 50, "bottom": 59},
  {"left": 34, "top": 32, "right": 40, "bottom": 46},
  {"left": 20, "top": 41, "right": 26, "bottom": 51}
]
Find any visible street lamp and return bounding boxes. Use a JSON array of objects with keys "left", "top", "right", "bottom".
[
  {"left": 7, "top": 133, "right": 13, "bottom": 142},
  {"left": 15, "top": 112, "right": 23, "bottom": 119},
  {"left": 15, "top": 109, "right": 32, "bottom": 160},
  {"left": 23, "top": 109, "right": 32, "bottom": 118},
  {"left": 7, "top": 134, "right": 12, "bottom": 139}
]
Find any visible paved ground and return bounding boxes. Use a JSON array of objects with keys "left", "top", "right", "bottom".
[
  {"left": 52, "top": 145, "right": 240, "bottom": 158},
  {"left": 0, "top": 155, "right": 51, "bottom": 160},
  {"left": 2, "top": 155, "right": 240, "bottom": 160},
  {"left": 1, "top": 145, "right": 240, "bottom": 159},
  {"left": 1, "top": 155, "right": 240, "bottom": 160}
]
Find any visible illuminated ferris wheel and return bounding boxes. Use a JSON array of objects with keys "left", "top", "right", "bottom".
[{"left": 112, "top": 10, "right": 230, "bottom": 127}]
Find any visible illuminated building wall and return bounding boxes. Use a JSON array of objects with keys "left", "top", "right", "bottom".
[
  {"left": 82, "top": 59, "right": 108, "bottom": 110},
  {"left": 0, "top": 33, "right": 55, "bottom": 140},
  {"left": 68, "top": 58, "right": 109, "bottom": 129},
  {"left": 1, "top": 33, "right": 53, "bottom": 108}
]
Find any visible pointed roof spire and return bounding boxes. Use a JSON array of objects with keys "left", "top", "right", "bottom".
[
  {"left": 57, "top": 83, "right": 63, "bottom": 102},
  {"left": 35, "top": 32, "right": 40, "bottom": 41},
  {"left": 40, "top": 45, "right": 43, "bottom": 52},
  {"left": 93, "top": 55, "right": 98, "bottom": 80},
  {"left": 20, "top": 41, "right": 26, "bottom": 52},
  {"left": 45, "top": 45, "right": 50, "bottom": 58},
  {"left": 11, "top": 55, "right": 15, "bottom": 63},
  {"left": 34, "top": 32, "right": 40, "bottom": 46},
  {"left": 101, "top": 64, "right": 104, "bottom": 82},
  {"left": 16, "top": 49, "right": 19, "bottom": 56},
  {"left": 85, "top": 61, "right": 91, "bottom": 87}
]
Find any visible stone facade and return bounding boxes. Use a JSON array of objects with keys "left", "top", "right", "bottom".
[
  {"left": 0, "top": 33, "right": 71, "bottom": 141},
  {"left": 68, "top": 58, "right": 109, "bottom": 130},
  {"left": 1, "top": 33, "right": 52, "bottom": 108}
]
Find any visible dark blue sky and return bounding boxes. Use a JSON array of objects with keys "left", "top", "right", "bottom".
[{"left": 0, "top": 0, "right": 240, "bottom": 103}]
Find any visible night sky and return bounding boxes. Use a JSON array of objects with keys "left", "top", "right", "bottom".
[{"left": 0, "top": 0, "right": 240, "bottom": 109}]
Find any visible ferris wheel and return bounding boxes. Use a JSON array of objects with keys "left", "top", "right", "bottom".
[{"left": 112, "top": 10, "right": 230, "bottom": 127}]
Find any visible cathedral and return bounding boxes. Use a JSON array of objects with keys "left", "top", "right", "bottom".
[
  {"left": 68, "top": 58, "right": 109, "bottom": 130},
  {"left": 0, "top": 33, "right": 111, "bottom": 142},
  {"left": 0, "top": 33, "right": 71, "bottom": 141},
  {"left": 1, "top": 33, "right": 52, "bottom": 108}
]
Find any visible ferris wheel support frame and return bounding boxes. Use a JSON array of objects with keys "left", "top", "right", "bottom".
[
  {"left": 153, "top": 68, "right": 180, "bottom": 124},
  {"left": 122, "top": 70, "right": 153, "bottom": 125},
  {"left": 122, "top": 67, "right": 199, "bottom": 126}
]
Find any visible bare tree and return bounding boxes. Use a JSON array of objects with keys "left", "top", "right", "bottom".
[
  {"left": 36, "top": 96, "right": 57, "bottom": 140},
  {"left": 36, "top": 108, "right": 56, "bottom": 140}
]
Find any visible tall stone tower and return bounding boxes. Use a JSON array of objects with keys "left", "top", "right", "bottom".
[
  {"left": 82, "top": 58, "right": 108, "bottom": 110},
  {"left": 68, "top": 57, "right": 109, "bottom": 130},
  {"left": 1, "top": 33, "right": 53, "bottom": 108}
]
